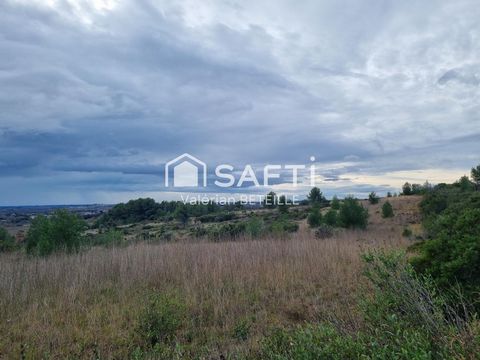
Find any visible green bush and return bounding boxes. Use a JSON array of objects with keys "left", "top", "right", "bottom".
[
  {"left": 381, "top": 201, "right": 394, "bottom": 218},
  {"left": 278, "top": 195, "right": 289, "bottom": 214},
  {"left": 412, "top": 179, "right": 480, "bottom": 306},
  {"left": 208, "top": 222, "right": 246, "bottom": 240},
  {"left": 330, "top": 195, "right": 340, "bottom": 210},
  {"left": 338, "top": 196, "right": 368, "bottom": 229},
  {"left": 307, "top": 208, "right": 322, "bottom": 228},
  {"left": 93, "top": 229, "right": 125, "bottom": 247},
  {"left": 26, "top": 210, "right": 87, "bottom": 256},
  {"left": 245, "top": 216, "right": 264, "bottom": 237},
  {"left": 136, "top": 292, "right": 186, "bottom": 348},
  {"left": 402, "top": 227, "right": 413, "bottom": 237},
  {"left": 368, "top": 191, "right": 380, "bottom": 204},
  {"left": 411, "top": 207, "right": 480, "bottom": 302},
  {"left": 270, "top": 218, "right": 299, "bottom": 234},
  {"left": 324, "top": 209, "right": 338, "bottom": 226},
  {"left": 0, "top": 227, "right": 17, "bottom": 252}
]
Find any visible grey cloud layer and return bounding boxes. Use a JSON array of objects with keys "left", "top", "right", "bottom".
[{"left": 0, "top": 0, "right": 479, "bottom": 204}]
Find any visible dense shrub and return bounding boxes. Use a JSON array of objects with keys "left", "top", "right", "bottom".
[
  {"left": 381, "top": 201, "right": 394, "bottom": 218},
  {"left": 245, "top": 216, "right": 264, "bottom": 237},
  {"left": 0, "top": 227, "right": 16, "bottom": 252},
  {"left": 413, "top": 179, "right": 480, "bottom": 305},
  {"left": 208, "top": 222, "right": 247, "bottom": 240},
  {"left": 307, "top": 208, "right": 322, "bottom": 228},
  {"left": 338, "top": 196, "right": 368, "bottom": 229},
  {"left": 402, "top": 227, "right": 413, "bottom": 237},
  {"left": 368, "top": 191, "right": 379, "bottom": 204},
  {"left": 323, "top": 209, "right": 338, "bottom": 226},
  {"left": 278, "top": 195, "right": 289, "bottom": 214},
  {"left": 26, "top": 210, "right": 87, "bottom": 256},
  {"left": 92, "top": 229, "right": 125, "bottom": 247},
  {"left": 330, "top": 195, "right": 340, "bottom": 210},
  {"left": 197, "top": 212, "right": 236, "bottom": 223},
  {"left": 270, "top": 218, "right": 299, "bottom": 234},
  {"left": 97, "top": 198, "right": 223, "bottom": 226},
  {"left": 99, "top": 198, "right": 160, "bottom": 226},
  {"left": 412, "top": 207, "right": 480, "bottom": 302}
]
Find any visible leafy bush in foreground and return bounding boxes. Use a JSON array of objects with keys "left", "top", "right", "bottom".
[
  {"left": 412, "top": 207, "right": 480, "bottom": 304},
  {"left": 413, "top": 180, "right": 480, "bottom": 306}
]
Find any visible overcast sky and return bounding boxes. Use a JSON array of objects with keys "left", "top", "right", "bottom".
[{"left": 1, "top": 0, "right": 479, "bottom": 205}]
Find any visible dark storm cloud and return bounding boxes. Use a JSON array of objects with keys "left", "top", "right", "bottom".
[{"left": 0, "top": 0, "right": 479, "bottom": 204}]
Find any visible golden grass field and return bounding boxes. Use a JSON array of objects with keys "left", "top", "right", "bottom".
[{"left": 0, "top": 196, "right": 422, "bottom": 359}]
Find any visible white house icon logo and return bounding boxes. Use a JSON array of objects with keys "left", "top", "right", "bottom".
[{"left": 165, "top": 153, "right": 207, "bottom": 187}]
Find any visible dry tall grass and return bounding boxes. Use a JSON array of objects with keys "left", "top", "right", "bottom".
[{"left": 0, "top": 198, "right": 416, "bottom": 358}]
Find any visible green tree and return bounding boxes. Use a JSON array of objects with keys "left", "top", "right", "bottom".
[
  {"left": 278, "top": 195, "right": 288, "bottom": 214},
  {"left": 382, "top": 201, "right": 394, "bottom": 218},
  {"left": 0, "top": 227, "right": 16, "bottom": 252},
  {"left": 368, "top": 192, "right": 380, "bottom": 204},
  {"left": 338, "top": 196, "right": 369, "bottom": 229},
  {"left": 471, "top": 164, "right": 480, "bottom": 190},
  {"left": 307, "top": 208, "right": 322, "bottom": 228},
  {"left": 387, "top": 192, "right": 392, "bottom": 197},
  {"left": 412, "top": 207, "right": 480, "bottom": 302},
  {"left": 307, "top": 187, "right": 325, "bottom": 205},
  {"left": 324, "top": 209, "right": 338, "bottom": 226},
  {"left": 402, "top": 182, "right": 412, "bottom": 196},
  {"left": 457, "top": 175, "right": 475, "bottom": 192},
  {"left": 264, "top": 191, "right": 277, "bottom": 208},
  {"left": 331, "top": 195, "right": 340, "bottom": 210},
  {"left": 174, "top": 205, "right": 190, "bottom": 227},
  {"left": 26, "top": 210, "right": 87, "bottom": 256}
]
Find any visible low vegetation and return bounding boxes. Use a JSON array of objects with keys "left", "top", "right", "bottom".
[
  {"left": 1, "top": 163, "right": 479, "bottom": 358},
  {"left": 0, "top": 227, "right": 16, "bottom": 252}
]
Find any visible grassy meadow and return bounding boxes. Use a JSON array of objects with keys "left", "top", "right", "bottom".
[{"left": 1, "top": 197, "right": 420, "bottom": 358}]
